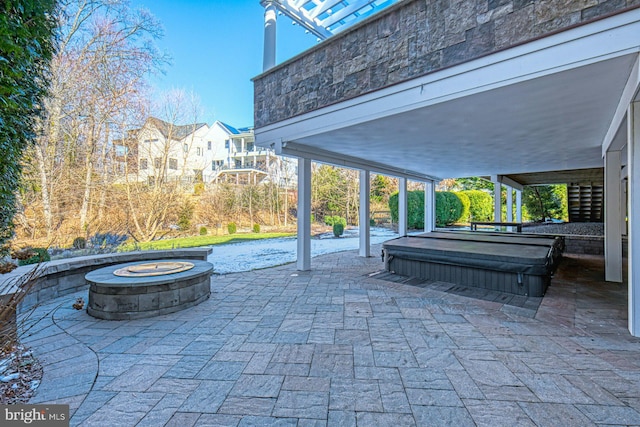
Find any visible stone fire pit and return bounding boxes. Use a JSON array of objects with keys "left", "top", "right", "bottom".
[{"left": 86, "top": 259, "right": 213, "bottom": 320}]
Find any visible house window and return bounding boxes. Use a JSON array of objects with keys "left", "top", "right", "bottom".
[
  {"left": 235, "top": 159, "right": 242, "bottom": 168},
  {"left": 148, "top": 176, "right": 155, "bottom": 186},
  {"left": 207, "top": 141, "right": 212, "bottom": 150},
  {"left": 183, "top": 144, "right": 188, "bottom": 153},
  {"left": 143, "top": 138, "right": 158, "bottom": 143},
  {"left": 246, "top": 142, "right": 254, "bottom": 151},
  {"left": 224, "top": 140, "right": 229, "bottom": 149},
  {"left": 139, "top": 158, "right": 148, "bottom": 170},
  {"left": 169, "top": 158, "right": 178, "bottom": 170},
  {"left": 197, "top": 147, "right": 202, "bottom": 156},
  {"left": 154, "top": 157, "right": 161, "bottom": 169}
]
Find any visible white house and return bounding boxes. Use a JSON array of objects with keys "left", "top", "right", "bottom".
[{"left": 116, "top": 117, "right": 279, "bottom": 186}]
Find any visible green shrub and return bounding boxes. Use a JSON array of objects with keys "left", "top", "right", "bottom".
[
  {"left": 199, "top": 226, "right": 208, "bottom": 236},
  {"left": 227, "top": 223, "right": 237, "bottom": 235},
  {"left": 390, "top": 190, "right": 472, "bottom": 228},
  {"left": 460, "top": 190, "right": 493, "bottom": 222},
  {"left": 253, "top": 224, "right": 260, "bottom": 233},
  {"left": 435, "top": 192, "right": 463, "bottom": 226},
  {"left": 456, "top": 192, "right": 471, "bottom": 223},
  {"left": 388, "top": 191, "right": 425, "bottom": 229},
  {"left": 18, "top": 248, "right": 50, "bottom": 266},
  {"left": 324, "top": 215, "right": 346, "bottom": 227},
  {"left": 333, "top": 222, "right": 345, "bottom": 237},
  {"left": 369, "top": 218, "right": 376, "bottom": 226},
  {"left": 72, "top": 237, "right": 86, "bottom": 249}
]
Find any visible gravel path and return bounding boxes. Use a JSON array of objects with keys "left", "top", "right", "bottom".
[{"left": 524, "top": 222, "right": 604, "bottom": 236}]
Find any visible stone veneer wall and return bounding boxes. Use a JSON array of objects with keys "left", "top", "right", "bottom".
[{"left": 254, "top": 0, "right": 639, "bottom": 128}]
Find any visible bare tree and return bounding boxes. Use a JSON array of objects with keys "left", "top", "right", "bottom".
[
  {"left": 23, "top": 0, "right": 167, "bottom": 243},
  {"left": 121, "top": 89, "right": 206, "bottom": 242}
]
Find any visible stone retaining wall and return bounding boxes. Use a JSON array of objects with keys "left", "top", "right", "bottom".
[
  {"left": 1, "top": 248, "right": 212, "bottom": 310},
  {"left": 254, "top": 0, "right": 638, "bottom": 127},
  {"left": 563, "top": 235, "right": 604, "bottom": 255}
]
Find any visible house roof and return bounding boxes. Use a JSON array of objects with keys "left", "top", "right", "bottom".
[
  {"left": 216, "top": 121, "right": 241, "bottom": 135},
  {"left": 146, "top": 117, "right": 208, "bottom": 140}
]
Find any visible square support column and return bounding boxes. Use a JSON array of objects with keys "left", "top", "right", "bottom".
[
  {"left": 516, "top": 189, "right": 523, "bottom": 223},
  {"left": 605, "top": 150, "right": 623, "bottom": 283},
  {"left": 359, "top": 170, "right": 371, "bottom": 257},
  {"left": 424, "top": 181, "right": 435, "bottom": 232},
  {"left": 623, "top": 179, "right": 628, "bottom": 236},
  {"left": 297, "top": 157, "right": 311, "bottom": 271},
  {"left": 506, "top": 186, "right": 513, "bottom": 222},
  {"left": 629, "top": 102, "right": 640, "bottom": 336},
  {"left": 398, "top": 177, "right": 408, "bottom": 236}
]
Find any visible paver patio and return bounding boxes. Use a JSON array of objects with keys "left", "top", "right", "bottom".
[{"left": 20, "top": 245, "right": 640, "bottom": 426}]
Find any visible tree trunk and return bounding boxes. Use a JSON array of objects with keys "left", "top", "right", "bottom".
[
  {"left": 35, "top": 145, "right": 53, "bottom": 240},
  {"left": 79, "top": 120, "right": 97, "bottom": 232}
]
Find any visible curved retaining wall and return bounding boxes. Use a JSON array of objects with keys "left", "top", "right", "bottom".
[{"left": 1, "top": 248, "right": 213, "bottom": 310}]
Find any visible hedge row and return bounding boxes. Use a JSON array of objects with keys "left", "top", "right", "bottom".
[{"left": 389, "top": 190, "right": 493, "bottom": 228}]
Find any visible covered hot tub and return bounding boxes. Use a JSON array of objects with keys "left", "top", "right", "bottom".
[{"left": 382, "top": 233, "right": 560, "bottom": 297}]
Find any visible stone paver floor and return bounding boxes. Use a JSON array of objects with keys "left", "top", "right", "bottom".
[{"left": 20, "top": 246, "right": 640, "bottom": 426}]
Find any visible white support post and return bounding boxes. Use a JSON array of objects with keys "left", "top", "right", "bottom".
[
  {"left": 623, "top": 179, "right": 628, "bottom": 236},
  {"left": 628, "top": 102, "right": 640, "bottom": 336},
  {"left": 359, "top": 170, "right": 371, "bottom": 257},
  {"left": 297, "top": 157, "right": 311, "bottom": 271},
  {"left": 492, "top": 176, "right": 502, "bottom": 222},
  {"left": 605, "top": 150, "right": 623, "bottom": 283},
  {"left": 506, "top": 186, "right": 513, "bottom": 222},
  {"left": 515, "top": 189, "right": 523, "bottom": 223},
  {"left": 262, "top": 2, "right": 277, "bottom": 71},
  {"left": 399, "top": 177, "right": 408, "bottom": 236},
  {"left": 424, "top": 181, "right": 435, "bottom": 232}
]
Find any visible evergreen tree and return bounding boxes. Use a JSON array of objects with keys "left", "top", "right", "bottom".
[{"left": 0, "top": 0, "right": 57, "bottom": 253}]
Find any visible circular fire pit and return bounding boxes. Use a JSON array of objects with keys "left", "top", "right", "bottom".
[
  {"left": 86, "top": 259, "right": 213, "bottom": 320},
  {"left": 114, "top": 261, "right": 195, "bottom": 277}
]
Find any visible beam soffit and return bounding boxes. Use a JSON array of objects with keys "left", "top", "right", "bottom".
[{"left": 274, "top": 140, "right": 438, "bottom": 182}]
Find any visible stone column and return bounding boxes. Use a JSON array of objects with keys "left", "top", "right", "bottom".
[
  {"left": 359, "top": 170, "right": 371, "bottom": 257},
  {"left": 399, "top": 177, "right": 408, "bottom": 236},
  {"left": 605, "top": 149, "right": 623, "bottom": 282},
  {"left": 263, "top": 2, "right": 277, "bottom": 71},
  {"left": 297, "top": 157, "right": 311, "bottom": 270}
]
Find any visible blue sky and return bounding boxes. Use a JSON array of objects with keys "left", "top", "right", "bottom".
[{"left": 136, "top": 0, "right": 318, "bottom": 128}]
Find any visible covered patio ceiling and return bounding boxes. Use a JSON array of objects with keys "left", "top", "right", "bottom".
[
  {"left": 500, "top": 168, "right": 605, "bottom": 187},
  {"left": 270, "top": 53, "right": 636, "bottom": 182}
]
